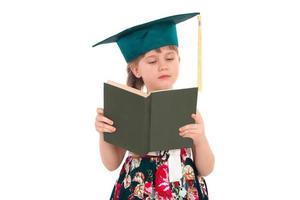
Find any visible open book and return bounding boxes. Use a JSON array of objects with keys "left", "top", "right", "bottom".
[{"left": 103, "top": 80, "right": 198, "bottom": 155}]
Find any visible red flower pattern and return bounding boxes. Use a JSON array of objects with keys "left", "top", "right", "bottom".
[
  {"left": 144, "top": 181, "right": 153, "bottom": 196},
  {"left": 181, "top": 148, "right": 187, "bottom": 162},
  {"left": 174, "top": 181, "right": 180, "bottom": 188},
  {"left": 113, "top": 183, "right": 122, "bottom": 200},
  {"left": 155, "top": 164, "right": 173, "bottom": 199},
  {"left": 187, "top": 187, "right": 199, "bottom": 200}
]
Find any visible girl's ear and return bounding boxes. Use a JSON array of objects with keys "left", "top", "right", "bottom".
[{"left": 130, "top": 65, "right": 141, "bottom": 78}]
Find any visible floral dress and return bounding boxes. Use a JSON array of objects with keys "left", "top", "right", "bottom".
[{"left": 109, "top": 148, "right": 209, "bottom": 200}]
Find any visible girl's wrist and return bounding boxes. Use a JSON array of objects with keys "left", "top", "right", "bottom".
[{"left": 193, "top": 133, "right": 207, "bottom": 147}]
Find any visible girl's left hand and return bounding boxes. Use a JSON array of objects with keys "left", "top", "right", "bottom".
[{"left": 179, "top": 111, "right": 205, "bottom": 146}]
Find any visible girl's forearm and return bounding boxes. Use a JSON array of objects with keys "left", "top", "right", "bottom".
[
  {"left": 99, "top": 133, "right": 126, "bottom": 171},
  {"left": 192, "top": 135, "right": 215, "bottom": 176}
]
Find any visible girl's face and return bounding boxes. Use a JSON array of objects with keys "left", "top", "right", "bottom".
[{"left": 133, "top": 46, "right": 180, "bottom": 93}]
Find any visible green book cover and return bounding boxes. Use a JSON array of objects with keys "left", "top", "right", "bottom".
[{"left": 103, "top": 80, "right": 198, "bottom": 155}]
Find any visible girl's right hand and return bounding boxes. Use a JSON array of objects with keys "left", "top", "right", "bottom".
[{"left": 95, "top": 107, "right": 116, "bottom": 134}]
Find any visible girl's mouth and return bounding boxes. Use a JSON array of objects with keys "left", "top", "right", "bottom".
[{"left": 158, "top": 75, "right": 170, "bottom": 79}]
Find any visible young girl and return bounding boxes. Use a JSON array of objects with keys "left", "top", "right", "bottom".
[{"left": 94, "top": 13, "right": 214, "bottom": 199}]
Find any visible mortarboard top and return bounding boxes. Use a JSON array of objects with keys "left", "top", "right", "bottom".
[{"left": 92, "top": 12, "right": 200, "bottom": 63}]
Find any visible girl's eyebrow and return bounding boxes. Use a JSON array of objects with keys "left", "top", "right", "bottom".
[
  {"left": 165, "top": 51, "right": 175, "bottom": 56},
  {"left": 166, "top": 51, "right": 175, "bottom": 55},
  {"left": 144, "top": 54, "right": 158, "bottom": 59},
  {"left": 145, "top": 50, "right": 175, "bottom": 58}
]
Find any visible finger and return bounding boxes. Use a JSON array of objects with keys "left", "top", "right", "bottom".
[
  {"left": 96, "top": 124, "right": 116, "bottom": 133},
  {"left": 96, "top": 122, "right": 116, "bottom": 132},
  {"left": 96, "top": 108, "right": 104, "bottom": 114},
  {"left": 179, "top": 129, "right": 199, "bottom": 136},
  {"left": 179, "top": 130, "right": 191, "bottom": 138},
  {"left": 96, "top": 115, "right": 114, "bottom": 125},
  {"left": 103, "top": 123, "right": 116, "bottom": 132},
  {"left": 179, "top": 132, "right": 189, "bottom": 137},
  {"left": 96, "top": 127, "right": 116, "bottom": 133},
  {"left": 179, "top": 124, "right": 198, "bottom": 132}
]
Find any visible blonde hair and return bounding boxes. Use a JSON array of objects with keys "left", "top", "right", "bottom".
[{"left": 126, "top": 45, "right": 179, "bottom": 90}]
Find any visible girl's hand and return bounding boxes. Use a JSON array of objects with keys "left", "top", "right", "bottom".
[
  {"left": 179, "top": 111, "right": 205, "bottom": 146},
  {"left": 95, "top": 107, "right": 116, "bottom": 134}
]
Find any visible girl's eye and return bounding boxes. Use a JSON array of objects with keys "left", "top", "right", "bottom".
[
  {"left": 166, "top": 57, "right": 174, "bottom": 61},
  {"left": 148, "top": 60, "right": 157, "bottom": 64}
]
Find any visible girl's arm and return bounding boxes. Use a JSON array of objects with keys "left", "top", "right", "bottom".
[
  {"left": 192, "top": 134, "right": 215, "bottom": 176},
  {"left": 179, "top": 111, "right": 214, "bottom": 176},
  {"left": 96, "top": 108, "right": 126, "bottom": 171},
  {"left": 99, "top": 133, "right": 126, "bottom": 171}
]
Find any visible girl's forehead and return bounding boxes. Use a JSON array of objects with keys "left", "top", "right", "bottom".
[{"left": 145, "top": 47, "right": 176, "bottom": 57}]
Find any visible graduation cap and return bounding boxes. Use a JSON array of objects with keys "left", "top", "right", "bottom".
[{"left": 93, "top": 12, "right": 203, "bottom": 91}]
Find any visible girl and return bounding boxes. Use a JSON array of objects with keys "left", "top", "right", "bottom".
[{"left": 94, "top": 13, "right": 214, "bottom": 199}]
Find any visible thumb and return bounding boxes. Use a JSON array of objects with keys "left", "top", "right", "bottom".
[{"left": 192, "top": 113, "right": 202, "bottom": 124}]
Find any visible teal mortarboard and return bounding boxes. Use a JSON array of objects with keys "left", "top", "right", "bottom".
[{"left": 92, "top": 12, "right": 200, "bottom": 63}]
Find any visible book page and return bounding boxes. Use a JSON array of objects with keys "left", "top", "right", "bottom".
[{"left": 106, "top": 80, "right": 150, "bottom": 98}]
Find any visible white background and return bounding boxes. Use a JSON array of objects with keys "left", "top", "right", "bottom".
[{"left": 1, "top": 0, "right": 300, "bottom": 199}]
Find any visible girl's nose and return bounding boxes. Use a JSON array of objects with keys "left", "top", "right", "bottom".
[{"left": 158, "top": 61, "right": 168, "bottom": 71}]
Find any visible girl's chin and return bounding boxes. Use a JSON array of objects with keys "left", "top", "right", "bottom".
[
  {"left": 156, "top": 83, "right": 174, "bottom": 90},
  {"left": 148, "top": 80, "right": 176, "bottom": 91}
]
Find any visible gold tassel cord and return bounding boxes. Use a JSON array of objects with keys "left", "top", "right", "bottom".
[{"left": 197, "top": 15, "right": 202, "bottom": 92}]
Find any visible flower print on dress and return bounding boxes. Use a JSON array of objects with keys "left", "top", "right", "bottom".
[
  {"left": 144, "top": 181, "right": 153, "bottom": 196},
  {"left": 183, "top": 165, "right": 196, "bottom": 187},
  {"left": 170, "top": 181, "right": 185, "bottom": 199},
  {"left": 181, "top": 148, "right": 192, "bottom": 162},
  {"left": 124, "top": 159, "right": 130, "bottom": 174},
  {"left": 183, "top": 165, "right": 195, "bottom": 181},
  {"left": 134, "top": 183, "right": 144, "bottom": 199},
  {"left": 123, "top": 174, "right": 131, "bottom": 189},
  {"left": 179, "top": 187, "right": 187, "bottom": 198},
  {"left": 155, "top": 163, "right": 173, "bottom": 200},
  {"left": 130, "top": 157, "right": 141, "bottom": 171},
  {"left": 199, "top": 176, "right": 208, "bottom": 197},
  {"left": 133, "top": 172, "right": 145, "bottom": 184},
  {"left": 109, "top": 148, "right": 208, "bottom": 200},
  {"left": 180, "top": 148, "right": 188, "bottom": 162},
  {"left": 112, "top": 183, "right": 122, "bottom": 200},
  {"left": 187, "top": 187, "right": 200, "bottom": 200}
]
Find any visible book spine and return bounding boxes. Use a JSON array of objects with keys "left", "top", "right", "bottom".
[{"left": 144, "top": 96, "right": 151, "bottom": 154}]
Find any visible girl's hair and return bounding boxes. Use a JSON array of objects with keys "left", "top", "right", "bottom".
[{"left": 126, "top": 45, "right": 179, "bottom": 90}]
